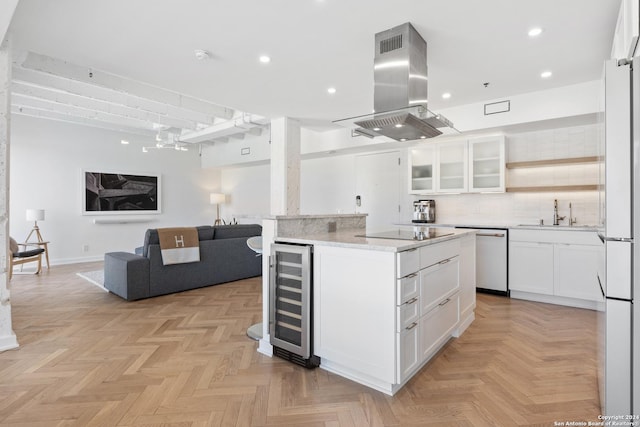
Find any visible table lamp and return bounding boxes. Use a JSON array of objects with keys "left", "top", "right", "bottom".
[
  {"left": 210, "top": 193, "right": 226, "bottom": 225},
  {"left": 25, "top": 208, "right": 46, "bottom": 243}
]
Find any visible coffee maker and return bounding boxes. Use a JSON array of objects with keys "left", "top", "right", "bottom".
[{"left": 412, "top": 199, "right": 436, "bottom": 223}]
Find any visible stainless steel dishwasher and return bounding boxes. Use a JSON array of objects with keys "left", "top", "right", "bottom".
[{"left": 456, "top": 227, "right": 509, "bottom": 295}]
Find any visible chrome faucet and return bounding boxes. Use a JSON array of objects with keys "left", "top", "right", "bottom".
[
  {"left": 569, "top": 202, "right": 577, "bottom": 226},
  {"left": 553, "top": 199, "right": 566, "bottom": 226}
]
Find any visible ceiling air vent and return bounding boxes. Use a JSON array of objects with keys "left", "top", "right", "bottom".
[{"left": 380, "top": 34, "right": 403, "bottom": 54}]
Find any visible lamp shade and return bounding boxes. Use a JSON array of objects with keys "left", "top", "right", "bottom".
[
  {"left": 26, "top": 209, "right": 45, "bottom": 221},
  {"left": 210, "top": 193, "right": 226, "bottom": 205}
]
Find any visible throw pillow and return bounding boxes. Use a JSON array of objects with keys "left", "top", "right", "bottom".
[{"left": 9, "top": 237, "right": 18, "bottom": 255}]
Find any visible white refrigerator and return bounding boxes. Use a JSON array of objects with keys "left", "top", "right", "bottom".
[{"left": 600, "top": 56, "right": 640, "bottom": 417}]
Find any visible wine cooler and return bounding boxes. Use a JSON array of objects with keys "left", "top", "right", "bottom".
[{"left": 269, "top": 243, "right": 320, "bottom": 368}]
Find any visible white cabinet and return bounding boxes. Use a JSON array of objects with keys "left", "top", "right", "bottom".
[
  {"left": 313, "top": 235, "right": 471, "bottom": 395},
  {"left": 509, "top": 241, "right": 555, "bottom": 295},
  {"left": 409, "top": 146, "right": 436, "bottom": 193},
  {"left": 409, "top": 136, "right": 505, "bottom": 194},
  {"left": 509, "top": 229, "right": 601, "bottom": 306},
  {"left": 437, "top": 141, "right": 468, "bottom": 193},
  {"left": 458, "top": 232, "right": 476, "bottom": 323},
  {"left": 555, "top": 243, "right": 602, "bottom": 301},
  {"left": 419, "top": 294, "right": 459, "bottom": 360},
  {"left": 397, "top": 323, "right": 419, "bottom": 382},
  {"left": 468, "top": 135, "right": 506, "bottom": 192},
  {"left": 419, "top": 257, "right": 459, "bottom": 315}
]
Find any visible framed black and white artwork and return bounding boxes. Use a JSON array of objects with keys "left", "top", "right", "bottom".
[{"left": 83, "top": 171, "right": 161, "bottom": 215}]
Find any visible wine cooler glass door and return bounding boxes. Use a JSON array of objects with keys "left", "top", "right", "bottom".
[{"left": 269, "top": 244, "right": 311, "bottom": 358}]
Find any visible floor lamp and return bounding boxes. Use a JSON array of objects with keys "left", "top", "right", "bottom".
[
  {"left": 25, "top": 209, "right": 46, "bottom": 243},
  {"left": 210, "top": 193, "right": 226, "bottom": 225}
]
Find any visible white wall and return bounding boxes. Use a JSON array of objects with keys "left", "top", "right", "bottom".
[
  {"left": 219, "top": 164, "right": 270, "bottom": 222},
  {"left": 216, "top": 122, "right": 601, "bottom": 228},
  {"left": 10, "top": 115, "right": 221, "bottom": 264}
]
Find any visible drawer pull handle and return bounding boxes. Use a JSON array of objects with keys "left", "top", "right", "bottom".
[
  {"left": 438, "top": 298, "right": 451, "bottom": 307},
  {"left": 404, "top": 273, "right": 418, "bottom": 279},
  {"left": 439, "top": 258, "right": 451, "bottom": 265},
  {"left": 405, "top": 297, "right": 418, "bottom": 305},
  {"left": 476, "top": 233, "right": 505, "bottom": 238},
  {"left": 405, "top": 322, "right": 418, "bottom": 331}
]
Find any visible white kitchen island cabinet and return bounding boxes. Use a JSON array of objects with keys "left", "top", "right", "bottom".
[{"left": 310, "top": 230, "right": 475, "bottom": 395}]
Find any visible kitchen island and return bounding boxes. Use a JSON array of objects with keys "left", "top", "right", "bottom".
[{"left": 265, "top": 224, "right": 476, "bottom": 396}]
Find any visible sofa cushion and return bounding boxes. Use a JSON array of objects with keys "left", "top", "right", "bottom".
[{"left": 213, "top": 224, "right": 262, "bottom": 240}]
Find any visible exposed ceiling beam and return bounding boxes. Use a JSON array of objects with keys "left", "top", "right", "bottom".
[
  {"left": 11, "top": 105, "right": 157, "bottom": 137},
  {"left": 12, "top": 95, "right": 170, "bottom": 131},
  {"left": 179, "top": 114, "right": 269, "bottom": 143},
  {"left": 12, "top": 82, "right": 201, "bottom": 130},
  {"left": 12, "top": 67, "right": 221, "bottom": 128},
  {"left": 17, "top": 51, "right": 235, "bottom": 120}
]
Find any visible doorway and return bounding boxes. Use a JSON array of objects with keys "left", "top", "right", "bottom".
[{"left": 355, "top": 151, "right": 402, "bottom": 231}]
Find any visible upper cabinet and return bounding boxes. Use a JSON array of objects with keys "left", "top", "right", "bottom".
[
  {"left": 437, "top": 141, "right": 468, "bottom": 193},
  {"left": 409, "top": 135, "right": 505, "bottom": 194},
  {"left": 468, "top": 135, "right": 506, "bottom": 193},
  {"left": 409, "top": 145, "right": 436, "bottom": 193}
]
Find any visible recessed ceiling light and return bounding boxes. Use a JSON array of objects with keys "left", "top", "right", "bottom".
[
  {"left": 327, "top": 87, "right": 336, "bottom": 94},
  {"left": 259, "top": 55, "right": 271, "bottom": 64},
  {"left": 373, "top": 127, "right": 381, "bottom": 131},
  {"left": 528, "top": 27, "right": 543, "bottom": 37},
  {"left": 120, "top": 139, "right": 129, "bottom": 145},
  {"left": 400, "top": 138, "right": 407, "bottom": 142},
  {"left": 420, "top": 136, "right": 427, "bottom": 139},
  {"left": 541, "top": 70, "right": 553, "bottom": 78},
  {"left": 395, "top": 124, "right": 403, "bottom": 128},
  {"left": 442, "top": 92, "right": 451, "bottom": 99}
]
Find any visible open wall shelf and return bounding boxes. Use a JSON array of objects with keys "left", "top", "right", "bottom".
[
  {"left": 506, "top": 184, "right": 601, "bottom": 192},
  {"left": 506, "top": 156, "right": 600, "bottom": 169}
]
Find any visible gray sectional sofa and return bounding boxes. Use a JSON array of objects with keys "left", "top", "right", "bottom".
[{"left": 104, "top": 224, "right": 262, "bottom": 301}]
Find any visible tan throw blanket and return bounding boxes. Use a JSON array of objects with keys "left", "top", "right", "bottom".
[{"left": 157, "top": 227, "right": 200, "bottom": 265}]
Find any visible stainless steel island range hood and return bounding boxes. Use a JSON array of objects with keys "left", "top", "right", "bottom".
[{"left": 334, "top": 22, "right": 456, "bottom": 141}]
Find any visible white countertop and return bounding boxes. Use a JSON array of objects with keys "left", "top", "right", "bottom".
[
  {"left": 398, "top": 222, "right": 602, "bottom": 233},
  {"left": 274, "top": 227, "right": 475, "bottom": 252}
]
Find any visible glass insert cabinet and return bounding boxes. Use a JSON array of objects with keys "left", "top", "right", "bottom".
[{"left": 409, "top": 135, "right": 505, "bottom": 194}]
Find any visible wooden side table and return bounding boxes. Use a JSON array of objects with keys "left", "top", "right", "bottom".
[{"left": 19, "top": 241, "right": 50, "bottom": 269}]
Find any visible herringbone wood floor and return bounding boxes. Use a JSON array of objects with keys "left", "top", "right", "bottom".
[{"left": 1, "top": 263, "right": 600, "bottom": 426}]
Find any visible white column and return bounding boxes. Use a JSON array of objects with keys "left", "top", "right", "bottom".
[
  {"left": 0, "top": 36, "right": 18, "bottom": 351},
  {"left": 270, "top": 117, "right": 300, "bottom": 216}
]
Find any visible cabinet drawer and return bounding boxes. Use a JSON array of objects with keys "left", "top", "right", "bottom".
[
  {"left": 397, "top": 273, "right": 420, "bottom": 304},
  {"left": 396, "top": 324, "right": 420, "bottom": 383},
  {"left": 510, "top": 229, "right": 601, "bottom": 245},
  {"left": 420, "top": 293, "right": 460, "bottom": 359},
  {"left": 397, "top": 297, "right": 420, "bottom": 332},
  {"left": 420, "top": 257, "right": 460, "bottom": 315},
  {"left": 397, "top": 248, "right": 420, "bottom": 278},
  {"left": 421, "top": 238, "right": 460, "bottom": 269}
]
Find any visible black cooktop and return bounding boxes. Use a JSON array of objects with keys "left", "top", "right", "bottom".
[{"left": 356, "top": 229, "right": 453, "bottom": 241}]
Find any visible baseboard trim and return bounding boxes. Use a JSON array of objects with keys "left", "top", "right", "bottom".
[
  {"left": 0, "top": 333, "right": 19, "bottom": 352},
  {"left": 50, "top": 255, "right": 104, "bottom": 266}
]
